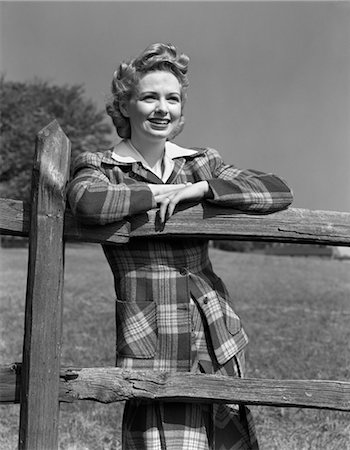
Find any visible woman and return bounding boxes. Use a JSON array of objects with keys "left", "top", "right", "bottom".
[{"left": 68, "top": 43, "right": 293, "bottom": 449}]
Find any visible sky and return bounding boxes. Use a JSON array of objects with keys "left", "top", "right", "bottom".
[{"left": 1, "top": 1, "right": 349, "bottom": 212}]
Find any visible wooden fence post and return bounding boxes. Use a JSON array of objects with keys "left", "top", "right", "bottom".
[{"left": 19, "top": 121, "right": 70, "bottom": 450}]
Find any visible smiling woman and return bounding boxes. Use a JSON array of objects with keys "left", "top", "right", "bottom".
[
  {"left": 67, "top": 42, "right": 294, "bottom": 449},
  {"left": 120, "top": 71, "right": 182, "bottom": 146}
]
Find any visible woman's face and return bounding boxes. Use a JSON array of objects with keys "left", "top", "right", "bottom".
[{"left": 122, "top": 71, "right": 182, "bottom": 143}]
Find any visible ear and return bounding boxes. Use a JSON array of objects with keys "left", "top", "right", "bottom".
[{"left": 119, "top": 101, "right": 129, "bottom": 118}]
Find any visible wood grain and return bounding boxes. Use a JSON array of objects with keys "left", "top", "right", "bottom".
[
  {"left": 1, "top": 365, "right": 349, "bottom": 411},
  {"left": 18, "top": 121, "right": 70, "bottom": 450},
  {"left": 1, "top": 199, "right": 350, "bottom": 246}
]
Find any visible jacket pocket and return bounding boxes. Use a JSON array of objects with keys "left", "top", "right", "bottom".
[
  {"left": 212, "top": 276, "right": 242, "bottom": 336},
  {"left": 116, "top": 300, "right": 157, "bottom": 358},
  {"left": 218, "top": 297, "right": 242, "bottom": 336},
  {"left": 197, "top": 290, "right": 248, "bottom": 366}
]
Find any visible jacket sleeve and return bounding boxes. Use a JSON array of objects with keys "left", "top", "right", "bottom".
[
  {"left": 67, "top": 152, "right": 157, "bottom": 224},
  {"left": 204, "top": 147, "right": 293, "bottom": 213}
]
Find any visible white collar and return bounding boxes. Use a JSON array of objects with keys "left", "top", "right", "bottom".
[
  {"left": 111, "top": 139, "right": 197, "bottom": 163},
  {"left": 111, "top": 140, "right": 198, "bottom": 181}
]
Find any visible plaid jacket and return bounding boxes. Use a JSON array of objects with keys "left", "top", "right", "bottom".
[{"left": 68, "top": 143, "right": 293, "bottom": 373}]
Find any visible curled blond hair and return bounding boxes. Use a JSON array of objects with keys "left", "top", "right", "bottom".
[{"left": 106, "top": 43, "right": 190, "bottom": 139}]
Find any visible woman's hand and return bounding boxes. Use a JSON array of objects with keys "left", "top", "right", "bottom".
[
  {"left": 147, "top": 183, "right": 191, "bottom": 197},
  {"left": 155, "top": 181, "right": 210, "bottom": 223}
]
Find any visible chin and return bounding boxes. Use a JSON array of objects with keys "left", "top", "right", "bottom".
[{"left": 148, "top": 130, "right": 173, "bottom": 140}]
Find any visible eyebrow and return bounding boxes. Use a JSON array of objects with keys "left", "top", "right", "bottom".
[{"left": 139, "top": 90, "right": 181, "bottom": 95}]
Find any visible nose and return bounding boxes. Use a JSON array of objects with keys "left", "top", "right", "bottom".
[{"left": 155, "top": 98, "right": 168, "bottom": 115}]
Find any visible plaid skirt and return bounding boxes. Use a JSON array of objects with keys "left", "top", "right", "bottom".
[{"left": 120, "top": 299, "right": 259, "bottom": 449}]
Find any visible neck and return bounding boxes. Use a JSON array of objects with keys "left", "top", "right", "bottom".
[{"left": 129, "top": 136, "right": 166, "bottom": 168}]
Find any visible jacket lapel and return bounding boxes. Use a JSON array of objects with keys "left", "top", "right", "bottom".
[
  {"left": 131, "top": 162, "right": 163, "bottom": 184},
  {"left": 167, "top": 158, "right": 186, "bottom": 184},
  {"left": 101, "top": 151, "right": 163, "bottom": 184}
]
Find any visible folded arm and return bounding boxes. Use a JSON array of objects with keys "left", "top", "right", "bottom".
[
  {"left": 67, "top": 152, "right": 157, "bottom": 224},
  {"left": 156, "top": 147, "right": 294, "bottom": 222},
  {"left": 204, "top": 147, "right": 293, "bottom": 212}
]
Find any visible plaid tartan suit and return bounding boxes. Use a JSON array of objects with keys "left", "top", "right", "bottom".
[{"left": 68, "top": 141, "right": 293, "bottom": 449}]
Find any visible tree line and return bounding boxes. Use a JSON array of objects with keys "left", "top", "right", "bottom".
[{"left": 0, "top": 76, "right": 113, "bottom": 201}]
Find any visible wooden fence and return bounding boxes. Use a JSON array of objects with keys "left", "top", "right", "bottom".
[{"left": 1, "top": 120, "right": 349, "bottom": 449}]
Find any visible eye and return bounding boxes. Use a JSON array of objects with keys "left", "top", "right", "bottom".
[
  {"left": 140, "top": 94, "right": 157, "bottom": 102},
  {"left": 168, "top": 95, "right": 181, "bottom": 104}
]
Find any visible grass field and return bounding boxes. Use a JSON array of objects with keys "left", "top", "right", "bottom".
[{"left": 1, "top": 244, "right": 349, "bottom": 449}]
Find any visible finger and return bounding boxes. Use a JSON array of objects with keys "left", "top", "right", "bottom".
[
  {"left": 155, "top": 193, "right": 174, "bottom": 203},
  {"left": 159, "top": 197, "right": 171, "bottom": 223},
  {"left": 164, "top": 183, "right": 189, "bottom": 194},
  {"left": 167, "top": 184, "right": 188, "bottom": 192},
  {"left": 155, "top": 188, "right": 187, "bottom": 203},
  {"left": 154, "top": 194, "right": 163, "bottom": 203},
  {"left": 149, "top": 184, "right": 184, "bottom": 197},
  {"left": 166, "top": 196, "right": 179, "bottom": 219}
]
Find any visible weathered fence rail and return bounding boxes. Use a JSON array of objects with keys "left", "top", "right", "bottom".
[
  {"left": 1, "top": 364, "right": 349, "bottom": 412},
  {"left": 1, "top": 196, "right": 350, "bottom": 246},
  {"left": 1, "top": 120, "right": 349, "bottom": 449}
]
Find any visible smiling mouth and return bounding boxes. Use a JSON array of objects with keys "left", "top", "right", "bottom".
[{"left": 148, "top": 118, "right": 170, "bottom": 125}]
